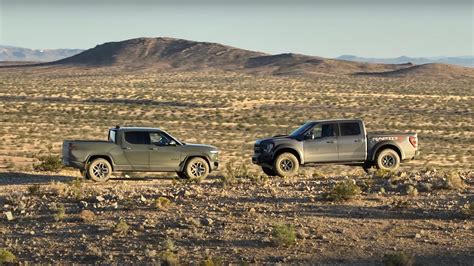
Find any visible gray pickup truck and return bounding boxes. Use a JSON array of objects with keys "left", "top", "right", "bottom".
[
  {"left": 252, "top": 119, "right": 419, "bottom": 177},
  {"left": 63, "top": 126, "right": 219, "bottom": 182}
]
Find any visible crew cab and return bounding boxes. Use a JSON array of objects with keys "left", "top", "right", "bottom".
[
  {"left": 63, "top": 126, "right": 219, "bottom": 182},
  {"left": 252, "top": 119, "right": 419, "bottom": 177}
]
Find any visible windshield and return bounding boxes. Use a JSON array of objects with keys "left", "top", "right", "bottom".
[
  {"left": 289, "top": 122, "right": 316, "bottom": 137},
  {"left": 108, "top": 129, "right": 117, "bottom": 143}
]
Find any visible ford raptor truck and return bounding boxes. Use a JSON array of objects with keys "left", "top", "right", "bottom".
[
  {"left": 63, "top": 126, "right": 219, "bottom": 182},
  {"left": 252, "top": 119, "right": 419, "bottom": 177}
]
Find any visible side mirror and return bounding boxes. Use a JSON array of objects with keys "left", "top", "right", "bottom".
[
  {"left": 169, "top": 140, "right": 177, "bottom": 146},
  {"left": 305, "top": 134, "right": 315, "bottom": 140}
]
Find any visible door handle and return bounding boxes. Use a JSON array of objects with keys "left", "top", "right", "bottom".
[
  {"left": 150, "top": 147, "right": 158, "bottom": 151},
  {"left": 354, "top": 139, "right": 362, "bottom": 143},
  {"left": 326, "top": 140, "right": 335, "bottom": 144},
  {"left": 123, "top": 147, "right": 131, "bottom": 150}
]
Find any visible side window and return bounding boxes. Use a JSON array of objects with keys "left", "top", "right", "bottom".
[
  {"left": 149, "top": 132, "right": 172, "bottom": 146},
  {"left": 340, "top": 122, "right": 361, "bottom": 136},
  {"left": 310, "top": 123, "right": 336, "bottom": 139},
  {"left": 124, "top": 131, "right": 150, "bottom": 145}
]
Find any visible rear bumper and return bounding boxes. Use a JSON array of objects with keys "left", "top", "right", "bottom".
[{"left": 63, "top": 159, "right": 85, "bottom": 169}]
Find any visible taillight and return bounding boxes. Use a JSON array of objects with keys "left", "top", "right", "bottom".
[{"left": 409, "top": 136, "right": 417, "bottom": 148}]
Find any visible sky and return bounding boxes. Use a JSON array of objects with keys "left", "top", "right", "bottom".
[{"left": 0, "top": 0, "right": 472, "bottom": 58}]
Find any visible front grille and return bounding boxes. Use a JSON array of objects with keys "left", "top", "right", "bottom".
[{"left": 254, "top": 144, "right": 262, "bottom": 154}]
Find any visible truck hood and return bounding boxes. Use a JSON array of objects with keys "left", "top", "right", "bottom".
[
  {"left": 182, "top": 143, "right": 218, "bottom": 150},
  {"left": 256, "top": 135, "right": 295, "bottom": 144}
]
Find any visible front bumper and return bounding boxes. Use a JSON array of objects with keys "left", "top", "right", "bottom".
[
  {"left": 210, "top": 161, "right": 219, "bottom": 171},
  {"left": 252, "top": 154, "right": 273, "bottom": 165}
]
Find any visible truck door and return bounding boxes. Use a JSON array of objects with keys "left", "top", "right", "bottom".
[
  {"left": 303, "top": 123, "right": 339, "bottom": 162},
  {"left": 337, "top": 121, "right": 366, "bottom": 161},
  {"left": 148, "top": 132, "right": 182, "bottom": 171},
  {"left": 121, "top": 131, "right": 151, "bottom": 170}
]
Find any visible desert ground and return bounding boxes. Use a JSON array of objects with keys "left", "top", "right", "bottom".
[{"left": 0, "top": 67, "right": 472, "bottom": 264}]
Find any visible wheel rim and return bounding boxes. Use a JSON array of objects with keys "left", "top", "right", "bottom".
[
  {"left": 92, "top": 162, "right": 109, "bottom": 179},
  {"left": 280, "top": 159, "right": 294, "bottom": 172},
  {"left": 381, "top": 154, "right": 396, "bottom": 168},
  {"left": 190, "top": 161, "right": 206, "bottom": 177}
]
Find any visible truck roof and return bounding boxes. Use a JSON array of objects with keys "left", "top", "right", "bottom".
[
  {"left": 307, "top": 118, "right": 363, "bottom": 123},
  {"left": 110, "top": 126, "right": 164, "bottom": 131}
]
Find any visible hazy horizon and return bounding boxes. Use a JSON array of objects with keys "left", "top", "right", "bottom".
[{"left": 0, "top": 0, "right": 472, "bottom": 58}]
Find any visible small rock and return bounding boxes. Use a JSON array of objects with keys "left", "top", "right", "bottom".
[
  {"left": 140, "top": 196, "right": 147, "bottom": 202},
  {"left": 414, "top": 233, "right": 421, "bottom": 239},
  {"left": 249, "top": 208, "right": 256, "bottom": 213},
  {"left": 5, "top": 212, "right": 13, "bottom": 221},
  {"left": 201, "top": 218, "right": 213, "bottom": 226},
  {"left": 96, "top": 196, "right": 105, "bottom": 202},
  {"left": 30, "top": 230, "right": 35, "bottom": 235},
  {"left": 80, "top": 201, "right": 89, "bottom": 208}
]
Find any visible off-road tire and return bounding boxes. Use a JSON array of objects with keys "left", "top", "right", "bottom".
[
  {"left": 273, "top": 152, "right": 299, "bottom": 177},
  {"left": 375, "top": 149, "right": 400, "bottom": 171},
  {"left": 261, "top": 166, "right": 276, "bottom": 176},
  {"left": 87, "top": 158, "right": 112, "bottom": 182},
  {"left": 184, "top": 157, "right": 209, "bottom": 180}
]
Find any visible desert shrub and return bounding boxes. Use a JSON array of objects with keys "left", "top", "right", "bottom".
[
  {"left": 327, "top": 180, "right": 361, "bottom": 201},
  {"left": 271, "top": 223, "right": 296, "bottom": 247},
  {"left": 164, "top": 238, "right": 175, "bottom": 252},
  {"left": 442, "top": 172, "right": 464, "bottom": 190},
  {"left": 374, "top": 169, "right": 394, "bottom": 178},
  {"left": 27, "top": 184, "right": 42, "bottom": 196},
  {"left": 160, "top": 250, "right": 178, "bottom": 266},
  {"left": 68, "top": 178, "right": 84, "bottom": 199},
  {"left": 154, "top": 197, "right": 172, "bottom": 210},
  {"left": 383, "top": 251, "right": 415, "bottom": 266},
  {"left": 114, "top": 220, "right": 129, "bottom": 236},
  {"left": 53, "top": 203, "right": 66, "bottom": 222},
  {"left": 33, "top": 155, "right": 62, "bottom": 172},
  {"left": 200, "top": 256, "right": 222, "bottom": 266},
  {"left": 79, "top": 210, "right": 96, "bottom": 222},
  {"left": 0, "top": 249, "right": 16, "bottom": 263},
  {"left": 403, "top": 185, "right": 418, "bottom": 196},
  {"left": 462, "top": 202, "right": 473, "bottom": 218}
]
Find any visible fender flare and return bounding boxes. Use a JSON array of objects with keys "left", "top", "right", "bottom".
[
  {"left": 272, "top": 145, "right": 304, "bottom": 165},
  {"left": 369, "top": 141, "right": 404, "bottom": 161},
  {"left": 179, "top": 154, "right": 212, "bottom": 172},
  {"left": 85, "top": 154, "right": 116, "bottom": 169}
]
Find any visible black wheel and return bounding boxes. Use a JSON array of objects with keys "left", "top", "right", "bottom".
[
  {"left": 184, "top": 157, "right": 209, "bottom": 179},
  {"left": 273, "top": 152, "right": 299, "bottom": 177},
  {"left": 375, "top": 149, "right": 400, "bottom": 171},
  {"left": 87, "top": 158, "right": 112, "bottom": 182},
  {"left": 261, "top": 166, "right": 276, "bottom": 176},
  {"left": 176, "top": 171, "right": 188, "bottom": 179}
]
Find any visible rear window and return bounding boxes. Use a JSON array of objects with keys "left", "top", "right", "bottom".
[
  {"left": 124, "top": 131, "right": 150, "bottom": 145},
  {"left": 340, "top": 122, "right": 361, "bottom": 136}
]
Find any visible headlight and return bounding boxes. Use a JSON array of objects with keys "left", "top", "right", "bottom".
[
  {"left": 210, "top": 150, "right": 219, "bottom": 154},
  {"left": 263, "top": 143, "right": 274, "bottom": 153}
]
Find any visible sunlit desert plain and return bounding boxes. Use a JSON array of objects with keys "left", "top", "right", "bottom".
[{"left": 0, "top": 60, "right": 472, "bottom": 264}]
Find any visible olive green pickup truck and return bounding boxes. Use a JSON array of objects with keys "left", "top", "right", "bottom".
[
  {"left": 62, "top": 126, "right": 219, "bottom": 182},
  {"left": 252, "top": 119, "right": 419, "bottom": 177}
]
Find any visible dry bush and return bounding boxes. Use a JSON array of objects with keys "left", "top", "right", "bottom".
[
  {"left": 33, "top": 155, "right": 63, "bottom": 172},
  {"left": 327, "top": 180, "right": 361, "bottom": 201},
  {"left": 154, "top": 197, "right": 172, "bottom": 210},
  {"left": 383, "top": 251, "right": 415, "bottom": 266},
  {"left": 271, "top": 223, "right": 296, "bottom": 247},
  {"left": 53, "top": 203, "right": 66, "bottom": 222},
  {"left": 114, "top": 220, "right": 129, "bottom": 236},
  {"left": 79, "top": 210, "right": 96, "bottom": 222},
  {"left": 0, "top": 249, "right": 16, "bottom": 263}
]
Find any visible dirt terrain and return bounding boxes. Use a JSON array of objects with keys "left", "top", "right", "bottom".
[
  {"left": 0, "top": 38, "right": 473, "bottom": 263},
  {"left": 0, "top": 169, "right": 472, "bottom": 264}
]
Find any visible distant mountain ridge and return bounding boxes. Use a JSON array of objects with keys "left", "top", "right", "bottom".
[
  {"left": 2, "top": 38, "right": 473, "bottom": 79},
  {"left": 0, "top": 45, "right": 83, "bottom": 62},
  {"left": 337, "top": 55, "right": 474, "bottom": 67}
]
